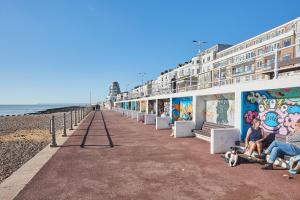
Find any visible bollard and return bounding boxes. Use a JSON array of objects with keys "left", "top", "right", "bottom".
[
  {"left": 80, "top": 108, "right": 82, "bottom": 120},
  {"left": 62, "top": 113, "right": 67, "bottom": 137},
  {"left": 70, "top": 111, "right": 73, "bottom": 130},
  {"left": 74, "top": 110, "right": 78, "bottom": 126},
  {"left": 78, "top": 109, "right": 80, "bottom": 123},
  {"left": 49, "top": 119, "right": 52, "bottom": 134},
  {"left": 50, "top": 115, "right": 57, "bottom": 147}
]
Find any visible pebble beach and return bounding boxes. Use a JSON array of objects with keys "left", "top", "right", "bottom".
[{"left": 0, "top": 109, "right": 76, "bottom": 183}]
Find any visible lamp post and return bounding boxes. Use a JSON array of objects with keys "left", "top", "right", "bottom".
[
  {"left": 193, "top": 40, "right": 207, "bottom": 54},
  {"left": 138, "top": 72, "right": 146, "bottom": 97},
  {"left": 192, "top": 40, "right": 207, "bottom": 90},
  {"left": 138, "top": 72, "right": 146, "bottom": 86}
]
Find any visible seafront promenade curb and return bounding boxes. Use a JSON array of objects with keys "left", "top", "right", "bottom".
[{"left": 0, "top": 112, "right": 91, "bottom": 200}]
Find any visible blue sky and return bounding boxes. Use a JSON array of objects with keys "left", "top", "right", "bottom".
[{"left": 0, "top": 0, "right": 299, "bottom": 104}]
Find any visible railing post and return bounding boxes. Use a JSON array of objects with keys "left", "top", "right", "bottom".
[
  {"left": 50, "top": 115, "right": 57, "bottom": 147},
  {"left": 78, "top": 109, "right": 80, "bottom": 123},
  {"left": 70, "top": 111, "right": 73, "bottom": 130},
  {"left": 62, "top": 113, "right": 67, "bottom": 137},
  {"left": 80, "top": 108, "right": 82, "bottom": 120},
  {"left": 74, "top": 110, "right": 78, "bottom": 126}
]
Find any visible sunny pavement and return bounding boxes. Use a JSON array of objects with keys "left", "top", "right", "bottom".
[{"left": 15, "top": 109, "right": 300, "bottom": 200}]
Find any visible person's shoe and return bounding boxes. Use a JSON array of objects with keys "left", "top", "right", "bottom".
[
  {"left": 255, "top": 153, "right": 266, "bottom": 160},
  {"left": 264, "top": 149, "right": 269, "bottom": 155},
  {"left": 288, "top": 169, "right": 299, "bottom": 175},
  {"left": 261, "top": 163, "right": 273, "bottom": 170}
]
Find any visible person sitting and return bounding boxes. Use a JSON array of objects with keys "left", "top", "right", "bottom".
[
  {"left": 244, "top": 118, "right": 266, "bottom": 159},
  {"left": 262, "top": 119, "right": 300, "bottom": 170}
]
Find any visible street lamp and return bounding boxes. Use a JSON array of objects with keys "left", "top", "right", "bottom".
[
  {"left": 193, "top": 40, "right": 207, "bottom": 54},
  {"left": 138, "top": 72, "right": 146, "bottom": 97},
  {"left": 138, "top": 72, "right": 146, "bottom": 86},
  {"left": 192, "top": 40, "right": 207, "bottom": 90}
]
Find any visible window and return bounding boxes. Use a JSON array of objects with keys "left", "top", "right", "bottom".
[
  {"left": 207, "top": 56, "right": 210, "bottom": 62},
  {"left": 284, "top": 38, "right": 291, "bottom": 47},
  {"left": 246, "top": 53, "right": 250, "bottom": 59},
  {"left": 283, "top": 53, "right": 291, "bottom": 62},
  {"left": 256, "top": 61, "right": 263, "bottom": 68},
  {"left": 258, "top": 49, "right": 264, "bottom": 55},
  {"left": 246, "top": 65, "right": 252, "bottom": 72}
]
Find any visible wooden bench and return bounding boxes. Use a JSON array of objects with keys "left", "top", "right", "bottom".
[{"left": 192, "top": 122, "right": 233, "bottom": 138}]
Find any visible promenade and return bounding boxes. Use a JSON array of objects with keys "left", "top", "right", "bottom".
[{"left": 15, "top": 109, "right": 300, "bottom": 200}]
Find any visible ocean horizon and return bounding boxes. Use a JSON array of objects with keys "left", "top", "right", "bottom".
[{"left": 0, "top": 104, "right": 86, "bottom": 116}]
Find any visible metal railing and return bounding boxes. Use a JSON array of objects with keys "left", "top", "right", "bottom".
[
  {"left": 121, "top": 54, "right": 300, "bottom": 100},
  {"left": 49, "top": 106, "right": 93, "bottom": 147}
]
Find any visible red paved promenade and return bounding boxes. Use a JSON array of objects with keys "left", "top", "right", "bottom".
[{"left": 15, "top": 109, "right": 300, "bottom": 200}]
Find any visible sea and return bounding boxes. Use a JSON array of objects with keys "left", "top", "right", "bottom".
[{"left": 0, "top": 104, "right": 84, "bottom": 116}]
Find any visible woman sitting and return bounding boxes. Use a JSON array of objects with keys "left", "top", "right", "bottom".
[{"left": 245, "top": 118, "right": 266, "bottom": 159}]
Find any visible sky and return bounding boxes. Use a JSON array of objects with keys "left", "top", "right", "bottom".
[{"left": 0, "top": 0, "right": 299, "bottom": 104}]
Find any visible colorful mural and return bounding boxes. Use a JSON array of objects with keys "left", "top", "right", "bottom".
[
  {"left": 172, "top": 97, "right": 193, "bottom": 121},
  {"left": 131, "top": 101, "right": 136, "bottom": 111},
  {"left": 141, "top": 101, "right": 147, "bottom": 112},
  {"left": 158, "top": 99, "right": 170, "bottom": 116},
  {"left": 241, "top": 87, "right": 300, "bottom": 140},
  {"left": 205, "top": 94, "right": 235, "bottom": 126},
  {"left": 148, "top": 100, "right": 156, "bottom": 114},
  {"left": 124, "top": 102, "right": 129, "bottom": 110},
  {"left": 136, "top": 101, "right": 140, "bottom": 111}
]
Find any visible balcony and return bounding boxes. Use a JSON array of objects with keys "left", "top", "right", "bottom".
[{"left": 120, "top": 55, "right": 300, "bottom": 101}]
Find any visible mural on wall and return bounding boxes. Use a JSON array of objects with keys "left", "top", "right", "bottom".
[
  {"left": 242, "top": 87, "right": 300, "bottom": 140},
  {"left": 136, "top": 101, "right": 140, "bottom": 111},
  {"left": 158, "top": 99, "right": 170, "bottom": 116},
  {"left": 148, "top": 100, "right": 156, "bottom": 114},
  {"left": 205, "top": 94, "right": 235, "bottom": 126},
  {"left": 141, "top": 101, "right": 147, "bottom": 112},
  {"left": 172, "top": 97, "right": 193, "bottom": 121},
  {"left": 124, "top": 102, "right": 129, "bottom": 110},
  {"left": 131, "top": 101, "right": 136, "bottom": 111}
]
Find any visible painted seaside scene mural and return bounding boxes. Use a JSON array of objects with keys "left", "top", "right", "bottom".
[
  {"left": 172, "top": 97, "right": 193, "bottom": 121},
  {"left": 241, "top": 87, "right": 300, "bottom": 140}
]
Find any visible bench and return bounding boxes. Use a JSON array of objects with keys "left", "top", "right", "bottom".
[
  {"left": 235, "top": 133, "right": 292, "bottom": 168},
  {"left": 192, "top": 122, "right": 233, "bottom": 139}
]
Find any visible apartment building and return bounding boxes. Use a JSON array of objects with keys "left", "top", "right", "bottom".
[
  {"left": 116, "top": 17, "right": 300, "bottom": 100},
  {"left": 211, "top": 17, "right": 300, "bottom": 87},
  {"left": 198, "top": 44, "right": 232, "bottom": 89}
]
